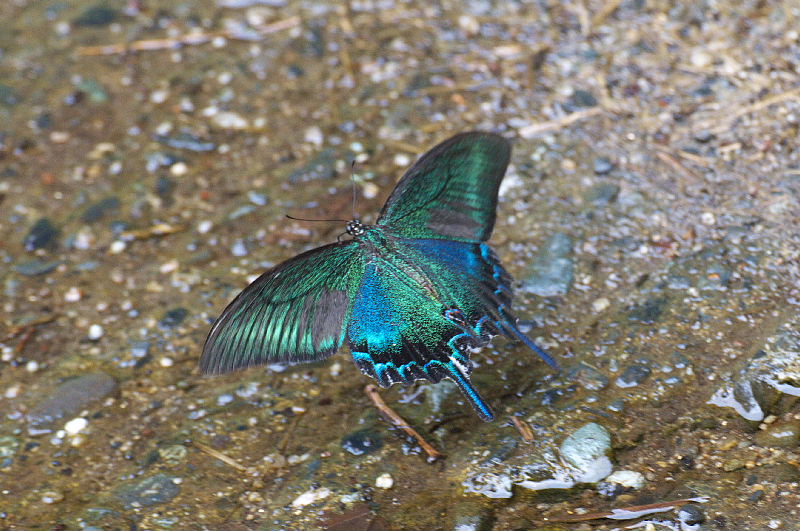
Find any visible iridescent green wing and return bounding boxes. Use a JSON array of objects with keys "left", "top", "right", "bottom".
[
  {"left": 200, "top": 241, "right": 363, "bottom": 374},
  {"left": 376, "top": 132, "right": 511, "bottom": 242}
]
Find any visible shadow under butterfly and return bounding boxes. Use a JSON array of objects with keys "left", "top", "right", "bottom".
[{"left": 200, "top": 132, "right": 557, "bottom": 421}]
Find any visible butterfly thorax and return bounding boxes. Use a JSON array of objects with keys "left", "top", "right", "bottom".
[{"left": 352, "top": 225, "right": 441, "bottom": 300}]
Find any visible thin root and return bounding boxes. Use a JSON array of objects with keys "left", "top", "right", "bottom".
[{"left": 364, "top": 384, "right": 445, "bottom": 461}]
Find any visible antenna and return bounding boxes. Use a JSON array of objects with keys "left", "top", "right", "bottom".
[
  {"left": 350, "top": 159, "right": 359, "bottom": 221},
  {"left": 285, "top": 214, "right": 349, "bottom": 223}
]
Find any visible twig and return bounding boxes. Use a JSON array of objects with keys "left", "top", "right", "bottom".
[
  {"left": 3, "top": 314, "right": 57, "bottom": 341},
  {"left": 190, "top": 440, "right": 247, "bottom": 472},
  {"left": 548, "top": 496, "right": 709, "bottom": 523},
  {"left": 518, "top": 107, "right": 603, "bottom": 138},
  {"left": 591, "top": 0, "right": 625, "bottom": 27},
  {"left": 279, "top": 414, "right": 303, "bottom": 453},
  {"left": 13, "top": 327, "right": 36, "bottom": 355},
  {"left": 119, "top": 223, "right": 185, "bottom": 241},
  {"left": 654, "top": 149, "right": 703, "bottom": 182},
  {"left": 364, "top": 385, "right": 444, "bottom": 461},
  {"left": 510, "top": 416, "right": 534, "bottom": 443},
  {"left": 77, "top": 16, "right": 301, "bottom": 56}
]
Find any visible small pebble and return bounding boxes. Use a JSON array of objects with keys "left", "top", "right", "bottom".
[
  {"left": 375, "top": 473, "right": 394, "bottom": 489},
  {"left": 26, "top": 360, "right": 39, "bottom": 373},
  {"left": 64, "top": 287, "right": 82, "bottom": 302},
  {"left": 291, "top": 487, "right": 331, "bottom": 507},
  {"left": 304, "top": 126, "right": 324, "bottom": 146},
  {"left": 64, "top": 417, "right": 88, "bottom": 435},
  {"left": 170, "top": 162, "right": 188, "bottom": 176},
  {"left": 593, "top": 157, "right": 614, "bottom": 174},
  {"left": 592, "top": 297, "right": 610, "bottom": 312},
  {"left": 394, "top": 153, "right": 411, "bottom": 167},
  {"left": 41, "top": 491, "right": 64, "bottom": 504},
  {"left": 88, "top": 324, "right": 104, "bottom": 341},
  {"left": 197, "top": 220, "right": 214, "bottom": 234},
  {"left": 159, "top": 357, "right": 174, "bottom": 368},
  {"left": 109, "top": 240, "right": 127, "bottom": 254}
]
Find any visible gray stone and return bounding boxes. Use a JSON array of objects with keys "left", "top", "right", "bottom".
[
  {"left": 28, "top": 373, "right": 118, "bottom": 432},
  {"left": 115, "top": 473, "right": 180, "bottom": 508},
  {"left": 522, "top": 233, "right": 574, "bottom": 297}
]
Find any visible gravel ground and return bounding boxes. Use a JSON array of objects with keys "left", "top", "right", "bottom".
[{"left": 1, "top": 1, "right": 799, "bottom": 530}]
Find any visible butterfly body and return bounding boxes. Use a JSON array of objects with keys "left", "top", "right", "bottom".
[{"left": 201, "top": 132, "right": 556, "bottom": 421}]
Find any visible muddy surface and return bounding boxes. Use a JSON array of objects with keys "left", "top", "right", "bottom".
[{"left": 1, "top": 1, "right": 799, "bottom": 530}]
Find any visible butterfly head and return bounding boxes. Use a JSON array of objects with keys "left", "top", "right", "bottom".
[{"left": 346, "top": 219, "right": 366, "bottom": 237}]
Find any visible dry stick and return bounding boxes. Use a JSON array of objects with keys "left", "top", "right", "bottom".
[
  {"left": 518, "top": 107, "right": 603, "bottom": 138},
  {"left": 364, "top": 384, "right": 445, "bottom": 461},
  {"left": 591, "top": 0, "right": 625, "bottom": 27},
  {"left": 2, "top": 314, "right": 57, "bottom": 341},
  {"left": 77, "top": 16, "right": 301, "bottom": 56},
  {"left": 510, "top": 416, "right": 534, "bottom": 443},
  {"left": 547, "top": 497, "right": 709, "bottom": 523},
  {"left": 190, "top": 440, "right": 247, "bottom": 472},
  {"left": 13, "top": 327, "right": 36, "bottom": 355},
  {"left": 654, "top": 149, "right": 703, "bottom": 182}
]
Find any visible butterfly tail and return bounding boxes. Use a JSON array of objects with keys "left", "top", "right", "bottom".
[
  {"left": 502, "top": 318, "right": 558, "bottom": 370},
  {"left": 441, "top": 359, "right": 495, "bottom": 422}
]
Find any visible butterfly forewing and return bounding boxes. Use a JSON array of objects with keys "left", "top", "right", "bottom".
[
  {"left": 200, "top": 241, "right": 363, "bottom": 374},
  {"left": 377, "top": 132, "right": 511, "bottom": 242}
]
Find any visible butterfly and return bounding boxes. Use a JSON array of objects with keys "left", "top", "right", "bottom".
[{"left": 200, "top": 132, "right": 557, "bottom": 421}]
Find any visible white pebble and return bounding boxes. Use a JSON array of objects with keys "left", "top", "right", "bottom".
[
  {"left": 304, "top": 126, "right": 324, "bottom": 146},
  {"left": 701, "top": 212, "right": 716, "bottom": 225},
  {"left": 592, "top": 297, "right": 610, "bottom": 312},
  {"left": 25, "top": 360, "right": 39, "bottom": 373},
  {"left": 394, "top": 153, "right": 411, "bottom": 167},
  {"left": 160, "top": 357, "right": 174, "bottom": 367},
  {"left": 197, "top": 220, "right": 214, "bottom": 234},
  {"left": 160, "top": 260, "right": 179, "bottom": 274},
  {"left": 64, "top": 417, "right": 88, "bottom": 435},
  {"left": 88, "top": 324, "right": 104, "bottom": 340},
  {"left": 170, "top": 161, "right": 188, "bottom": 176},
  {"left": 291, "top": 487, "right": 331, "bottom": 507},
  {"left": 211, "top": 111, "right": 249, "bottom": 130},
  {"left": 375, "top": 473, "right": 394, "bottom": 489},
  {"left": 150, "top": 89, "right": 169, "bottom": 104},
  {"left": 4, "top": 384, "right": 21, "bottom": 398},
  {"left": 64, "top": 287, "right": 82, "bottom": 302},
  {"left": 604, "top": 470, "right": 645, "bottom": 489},
  {"left": 109, "top": 240, "right": 127, "bottom": 254}
]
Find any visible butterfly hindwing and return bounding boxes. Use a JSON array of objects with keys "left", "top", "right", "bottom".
[
  {"left": 377, "top": 132, "right": 511, "bottom": 242},
  {"left": 201, "top": 241, "right": 363, "bottom": 375}
]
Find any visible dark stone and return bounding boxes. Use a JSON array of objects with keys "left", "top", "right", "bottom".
[
  {"left": 24, "top": 218, "right": 59, "bottom": 251},
  {"left": 693, "top": 130, "right": 715, "bottom": 143},
  {"left": 593, "top": 157, "right": 614, "bottom": 174},
  {"left": 27, "top": 373, "right": 118, "bottom": 431},
  {"left": 159, "top": 308, "right": 189, "bottom": 329},
  {"left": 565, "top": 89, "right": 598, "bottom": 111},
  {"left": 616, "top": 364, "right": 652, "bottom": 388},
  {"left": 341, "top": 429, "right": 383, "bottom": 456},
  {"left": 14, "top": 259, "right": 62, "bottom": 276},
  {"left": 155, "top": 176, "right": 176, "bottom": 201},
  {"left": 628, "top": 296, "right": 667, "bottom": 324},
  {"left": 0, "top": 84, "right": 19, "bottom": 107},
  {"left": 584, "top": 183, "right": 620, "bottom": 206},
  {"left": 74, "top": 5, "right": 118, "bottom": 27},
  {"left": 81, "top": 197, "right": 121, "bottom": 223},
  {"left": 115, "top": 473, "right": 180, "bottom": 508},
  {"left": 677, "top": 503, "right": 705, "bottom": 525}
]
